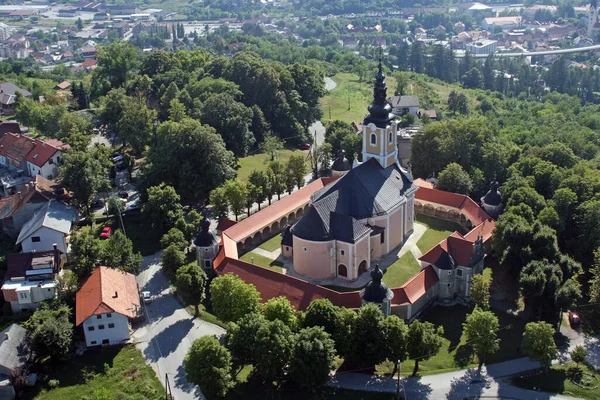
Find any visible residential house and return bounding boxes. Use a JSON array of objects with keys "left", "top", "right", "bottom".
[
  {"left": 0, "top": 132, "right": 35, "bottom": 171},
  {"left": 0, "top": 23, "right": 13, "bottom": 41},
  {"left": 0, "top": 34, "right": 30, "bottom": 59},
  {"left": 25, "top": 138, "right": 67, "bottom": 179},
  {"left": 57, "top": 9, "right": 77, "bottom": 17},
  {"left": 1, "top": 246, "right": 64, "bottom": 313},
  {"left": 0, "top": 324, "right": 29, "bottom": 390},
  {"left": 0, "top": 176, "right": 57, "bottom": 237},
  {"left": 389, "top": 95, "right": 420, "bottom": 116},
  {"left": 94, "top": 12, "right": 110, "bottom": 21},
  {"left": 0, "top": 83, "right": 31, "bottom": 115},
  {"left": 0, "top": 120, "right": 20, "bottom": 136},
  {"left": 54, "top": 81, "right": 70, "bottom": 91},
  {"left": 466, "top": 39, "right": 497, "bottom": 55},
  {"left": 16, "top": 200, "right": 77, "bottom": 253},
  {"left": 79, "top": 46, "right": 97, "bottom": 58},
  {"left": 81, "top": 59, "right": 97, "bottom": 70},
  {"left": 76, "top": 266, "right": 142, "bottom": 347},
  {"left": 106, "top": 5, "right": 138, "bottom": 15}
]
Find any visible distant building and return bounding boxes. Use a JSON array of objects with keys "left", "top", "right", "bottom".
[
  {"left": 93, "top": 12, "right": 110, "bottom": 21},
  {"left": 57, "top": 9, "right": 77, "bottom": 17},
  {"left": 16, "top": 200, "right": 77, "bottom": 253},
  {"left": 466, "top": 39, "right": 497, "bottom": 55},
  {"left": 481, "top": 16, "right": 522, "bottom": 31},
  {"left": 0, "top": 82, "right": 31, "bottom": 114},
  {"left": 389, "top": 95, "right": 420, "bottom": 116},
  {"left": 0, "top": 23, "right": 13, "bottom": 41}
]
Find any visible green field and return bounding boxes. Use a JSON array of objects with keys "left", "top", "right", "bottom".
[
  {"left": 26, "top": 345, "right": 163, "bottom": 400},
  {"left": 415, "top": 214, "right": 461, "bottom": 254},
  {"left": 240, "top": 251, "right": 283, "bottom": 272},
  {"left": 512, "top": 362, "right": 600, "bottom": 400},
  {"left": 382, "top": 252, "right": 421, "bottom": 288},
  {"left": 236, "top": 149, "right": 308, "bottom": 182},
  {"left": 320, "top": 73, "right": 397, "bottom": 124},
  {"left": 258, "top": 235, "right": 282, "bottom": 252}
]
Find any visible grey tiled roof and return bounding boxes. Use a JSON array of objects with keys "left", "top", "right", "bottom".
[
  {"left": 0, "top": 324, "right": 28, "bottom": 374},
  {"left": 16, "top": 201, "right": 77, "bottom": 244}
]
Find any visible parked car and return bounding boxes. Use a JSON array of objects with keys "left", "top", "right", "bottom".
[
  {"left": 125, "top": 200, "right": 141, "bottom": 212},
  {"left": 100, "top": 226, "right": 112, "bottom": 239},
  {"left": 568, "top": 311, "right": 580, "bottom": 327},
  {"left": 91, "top": 198, "right": 105, "bottom": 209},
  {"left": 299, "top": 143, "right": 311, "bottom": 150},
  {"left": 142, "top": 291, "right": 152, "bottom": 304},
  {"left": 118, "top": 191, "right": 129, "bottom": 199}
]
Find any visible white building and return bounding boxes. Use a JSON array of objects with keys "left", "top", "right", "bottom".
[
  {"left": 1, "top": 246, "right": 64, "bottom": 313},
  {"left": 481, "top": 16, "right": 522, "bottom": 31},
  {"left": 0, "top": 23, "right": 13, "bottom": 41},
  {"left": 466, "top": 39, "right": 497, "bottom": 55},
  {"left": 25, "top": 139, "right": 65, "bottom": 179},
  {"left": 76, "top": 266, "right": 141, "bottom": 347},
  {"left": 16, "top": 201, "right": 77, "bottom": 253},
  {"left": 388, "top": 95, "right": 420, "bottom": 116}
]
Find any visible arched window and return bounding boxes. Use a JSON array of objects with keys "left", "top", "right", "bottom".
[
  {"left": 389, "top": 131, "right": 393, "bottom": 144},
  {"left": 338, "top": 264, "right": 348, "bottom": 277},
  {"left": 370, "top": 133, "right": 376, "bottom": 145}
]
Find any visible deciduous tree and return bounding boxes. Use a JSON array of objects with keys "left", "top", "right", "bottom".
[
  {"left": 260, "top": 136, "right": 284, "bottom": 162},
  {"left": 384, "top": 315, "right": 409, "bottom": 376},
  {"left": 570, "top": 345, "right": 587, "bottom": 368},
  {"left": 223, "top": 180, "right": 248, "bottom": 221},
  {"left": 210, "top": 273, "right": 261, "bottom": 323},
  {"left": 463, "top": 308, "right": 500, "bottom": 368},
  {"left": 161, "top": 244, "right": 185, "bottom": 278},
  {"left": 255, "top": 319, "right": 295, "bottom": 384},
  {"left": 225, "top": 312, "right": 266, "bottom": 367},
  {"left": 470, "top": 274, "right": 490, "bottom": 310},
  {"left": 142, "top": 184, "right": 183, "bottom": 232},
  {"left": 100, "top": 230, "right": 142, "bottom": 273},
  {"left": 70, "top": 230, "right": 101, "bottom": 278},
  {"left": 160, "top": 227, "right": 188, "bottom": 251},
  {"left": 407, "top": 320, "right": 444, "bottom": 376},
  {"left": 175, "top": 263, "right": 207, "bottom": 317},
  {"left": 60, "top": 150, "right": 109, "bottom": 214},
  {"left": 289, "top": 326, "right": 336, "bottom": 389},
  {"left": 184, "top": 336, "right": 233, "bottom": 398},
  {"left": 522, "top": 321, "right": 557, "bottom": 373},
  {"left": 436, "top": 162, "right": 473, "bottom": 194},
  {"left": 210, "top": 187, "right": 229, "bottom": 220},
  {"left": 287, "top": 153, "right": 307, "bottom": 190},
  {"left": 350, "top": 304, "right": 386, "bottom": 366},
  {"left": 26, "top": 305, "right": 73, "bottom": 361},
  {"left": 264, "top": 296, "right": 297, "bottom": 329}
]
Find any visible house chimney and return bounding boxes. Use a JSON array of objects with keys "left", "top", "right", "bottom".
[
  {"left": 114, "top": 291, "right": 118, "bottom": 298},
  {"left": 53, "top": 244, "right": 59, "bottom": 270},
  {"left": 17, "top": 191, "right": 21, "bottom": 200}
]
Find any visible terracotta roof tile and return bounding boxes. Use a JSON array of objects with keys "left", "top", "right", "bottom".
[
  {"left": 75, "top": 266, "right": 140, "bottom": 326},
  {"left": 464, "top": 219, "right": 496, "bottom": 243},
  {"left": 25, "top": 139, "right": 62, "bottom": 168},
  {"left": 414, "top": 183, "right": 491, "bottom": 226},
  {"left": 216, "top": 218, "right": 237, "bottom": 233},
  {"left": 0, "top": 133, "right": 35, "bottom": 165},
  {"left": 391, "top": 265, "right": 438, "bottom": 305}
]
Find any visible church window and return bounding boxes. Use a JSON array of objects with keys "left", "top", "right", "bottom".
[
  {"left": 389, "top": 131, "right": 393, "bottom": 144},
  {"left": 370, "top": 133, "right": 376, "bottom": 145},
  {"left": 380, "top": 233, "right": 384, "bottom": 244},
  {"left": 457, "top": 269, "right": 463, "bottom": 277},
  {"left": 338, "top": 264, "right": 347, "bottom": 277},
  {"left": 340, "top": 249, "right": 345, "bottom": 256}
]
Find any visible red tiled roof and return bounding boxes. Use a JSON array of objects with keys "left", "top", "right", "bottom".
[
  {"left": 391, "top": 265, "right": 438, "bottom": 305},
  {"left": 223, "top": 177, "right": 337, "bottom": 242},
  {"left": 216, "top": 218, "right": 237, "bottom": 233},
  {"left": 464, "top": 219, "right": 496, "bottom": 243},
  {"left": 81, "top": 59, "right": 97, "bottom": 68},
  {"left": 215, "top": 257, "right": 362, "bottom": 310},
  {"left": 55, "top": 81, "right": 70, "bottom": 90},
  {"left": 25, "top": 139, "right": 62, "bottom": 168},
  {"left": 75, "top": 266, "right": 140, "bottom": 326},
  {"left": 0, "top": 133, "right": 35, "bottom": 165},
  {"left": 413, "top": 178, "right": 434, "bottom": 189}
]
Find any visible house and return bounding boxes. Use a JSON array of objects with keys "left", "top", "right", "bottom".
[
  {"left": 1, "top": 246, "right": 64, "bottom": 313},
  {"left": 0, "top": 133, "right": 35, "bottom": 171},
  {"left": 16, "top": 201, "right": 77, "bottom": 253},
  {"left": 0, "top": 83, "right": 31, "bottom": 114},
  {"left": 0, "top": 324, "right": 29, "bottom": 377},
  {"left": 0, "top": 176, "right": 57, "bottom": 237},
  {"left": 81, "top": 59, "right": 97, "bottom": 70},
  {"left": 80, "top": 46, "right": 97, "bottom": 58},
  {"left": 25, "top": 137, "right": 67, "bottom": 179},
  {"left": 481, "top": 16, "right": 522, "bottom": 31},
  {"left": 57, "top": 9, "right": 77, "bottom": 17},
  {"left": 106, "top": 5, "right": 138, "bottom": 15},
  {"left": 76, "top": 266, "right": 142, "bottom": 347},
  {"left": 389, "top": 95, "right": 420, "bottom": 116},
  {"left": 0, "top": 35, "right": 30, "bottom": 60},
  {"left": 466, "top": 39, "right": 497, "bottom": 55},
  {"left": 94, "top": 12, "right": 110, "bottom": 21},
  {"left": 54, "top": 81, "right": 70, "bottom": 90}
]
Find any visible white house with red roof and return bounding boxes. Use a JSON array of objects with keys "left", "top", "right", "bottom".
[
  {"left": 76, "top": 266, "right": 141, "bottom": 347},
  {"left": 25, "top": 138, "right": 68, "bottom": 179}
]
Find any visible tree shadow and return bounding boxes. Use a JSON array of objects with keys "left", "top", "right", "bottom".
[
  {"left": 453, "top": 344, "right": 474, "bottom": 368},
  {"left": 402, "top": 375, "right": 433, "bottom": 400},
  {"left": 143, "top": 318, "right": 194, "bottom": 363},
  {"left": 174, "top": 363, "right": 201, "bottom": 397},
  {"left": 445, "top": 368, "right": 489, "bottom": 400}
]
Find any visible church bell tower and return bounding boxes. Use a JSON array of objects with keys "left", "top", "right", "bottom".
[{"left": 362, "top": 57, "right": 398, "bottom": 169}]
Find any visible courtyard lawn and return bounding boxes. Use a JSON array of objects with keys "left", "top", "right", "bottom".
[
  {"left": 382, "top": 252, "right": 421, "bottom": 288},
  {"left": 512, "top": 362, "right": 600, "bottom": 400},
  {"left": 320, "top": 72, "right": 397, "bottom": 124},
  {"left": 240, "top": 251, "right": 283, "bottom": 273},
  {"left": 258, "top": 235, "right": 282, "bottom": 252},
  {"left": 377, "top": 305, "right": 526, "bottom": 376},
  {"left": 236, "top": 149, "right": 308, "bottom": 182},
  {"left": 26, "top": 345, "right": 163, "bottom": 400},
  {"left": 415, "top": 214, "right": 461, "bottom": 254}
]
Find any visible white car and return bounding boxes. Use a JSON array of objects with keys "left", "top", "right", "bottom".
[{"left": 142, "top": 291, "right": 152, "bottom": 304}]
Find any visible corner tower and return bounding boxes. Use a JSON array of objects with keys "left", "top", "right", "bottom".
[
  {"left": 362, "top": 58, "right": 398, "bottom": 169},
  {"left": 589, "top": 0, "right": 598, "bottom": 38}
]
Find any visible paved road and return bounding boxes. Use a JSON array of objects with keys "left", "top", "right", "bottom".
[{"left": 132, "top": 252, "right": 225, "bottom": 400}]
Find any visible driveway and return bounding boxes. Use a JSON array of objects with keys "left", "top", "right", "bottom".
[{"left": 132, "top": 252, "right": 225, "bottom": 400}]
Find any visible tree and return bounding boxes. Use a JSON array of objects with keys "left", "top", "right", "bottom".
[
  {"left": 160, "top": 227, "right": 188, "bottom": 251},
  {"left": 289, "top": 327, "right": 336, "bottom": 389},
  {"left": 56, "top": 270, "right": 79, "bottom": 306},
  {"left": 350, "top": 304, "right": 386, "bottom": 366},
  {"left": 60, "top": 151, "right": 109, "bottom": 213},
  {"left": 161, "top": 244, "right": 185, "bottom": 278},
  {"left": 325, "top": 120, "right": 356, "bottom": 156},
  {"left": 210, "top": 187, "right": 229, "bottom": 220},
  {"left": 210, "top": 273, "right": 261, "bottom": 323},
  {"left": 470, "top": 274, "right": 490, "bottom": 310},
  {"left": 264, "top": 296, "right": 297, "bottom": 329},
  {"left": 223, "top": 180, "right": 248, "bottom": 221},
  {"left": 254, "top": 319, "right": 295, "bottom": 383},
  {"left": 184, "top": 336, "right": 234, "bottom": 398},
  {"left": 260, "top": 136, "right": 284, "bottom": 161},
  {"left": 175, "top": 263, "right": 207, "bottom": 317},
  {"left": 522, "top": 321, "right": 557, "bottom": 372},
  {"left": 383, "top": 315, "right": 409, "bottom": 376},
  {"left": 303, "top": 298, "right": 355, "bottom": 357},
  {"left": 98, "top": 88, "right": 128, "bottom": 135},
  {"left": 100, "top": 230, "right": 142, "bottom": 273},
  {"left": 69, "top": 230, "right": 101, "bottom": 278},
  {"left": 268, "top": 160, "right": 286, "bottom": 200},
  {"left": 461, "top": 67, "right": 483, "bottom": 89},
  {"left": 463, "top": 308, "right": 500, "bottom": 368},
  {"left": 407, "top": 320, "right": 444, "bottom": 376},
  {"left": 26, "top": 305, "right": 73, "bottom": 360},
  {"left": 92, "top": 42, "right": 139, "bottom": 94},
  {"left": 589, "top": 248, "right": 600, "bottom": 303},
  {"left": 287, "top": 154, "right": 307, "bottom": 190},
  {"left": 436, "top": 162, "right": 473, "bottom": 194},
  {"left": 117, "top": 98, "right": 157, "bottom": 154},
  {"left": 570, "top": 345, "right": 587, "bottom": 368},
  {"left": 225, "top": 312, "right": 266, "bottom": 367},
  {"left": 107, "top": 195, "right": 124, "bottom": 217},
  {"left": 248, "top": 170, "right": 269, "bottom": 210},
  {"left": 447, "top": 90, "right": 469, "bottom": 115},
  {"left": 168, "top": 98, "right": 187, "bottom": 122},
  {"left": 142, "top": 184, "right": 183, "bottom": 232}
]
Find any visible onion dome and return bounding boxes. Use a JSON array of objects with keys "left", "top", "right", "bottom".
[
  {"left": 194, "top": 218, "right": 220, "bottom": 247},
  {"left": 361, "top": 264, "right": 394, "bottom": 303},
  {"left": 331, "top": 149, "right": 352, "bottom": 173},
  {"left": 482, "top": 179, "right": 502, "bottom": 207}
]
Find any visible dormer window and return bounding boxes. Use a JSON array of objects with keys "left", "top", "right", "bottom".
[
  {"left": 33, "top": 154, "right": 38, "bottom": 159},
  {"left": 370, "top": 133, "right": 376, "bottom": 145}
]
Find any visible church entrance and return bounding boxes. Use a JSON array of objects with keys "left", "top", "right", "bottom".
[{"left": 358, "top": 260, "right": 368, "bottom": 276}]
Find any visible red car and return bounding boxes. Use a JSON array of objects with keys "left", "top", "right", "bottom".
[
  {"left": 568, "top": 311, "right": 580, "bottom": 327},
  {"left": 299, "top": 143, "right": 311, "bottom": 150},
  {"left": 100, "top": 226, "right": 112, "bottom": 239}
]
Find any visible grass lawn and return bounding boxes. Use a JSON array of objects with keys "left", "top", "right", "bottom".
[
  {"left": 415, "top": 214, "right": 462, "bottom": 254},
  {"left": 382, "top": 252, "right": 421, "bottom": 288},
  {"left": 320, "top": 72, "right": 397, "bottom": 124},
  {"left": 240, "top": 251, "right": 284, "bottom": 273},
  {"left": 236, "top": 149, "right": 308, "bottom": 182},
  {"left": 25, "top": 345, "right": 163, "bottom": 400},
  {"left": 258, "top": 235, "right": 282, "bottom": 252},
  {"left": 512, "top": 362, "right": 600, "bottom": 400},
  {"left": 186, "top": 304, "right": 228, "bottom": 329},
  {"left": 375, "top": 305, "right": 527, "bottom": 376}
]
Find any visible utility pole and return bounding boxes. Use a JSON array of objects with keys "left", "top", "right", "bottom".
[{"left": 396, "top": 360, "right": 401, "bottom": 400}]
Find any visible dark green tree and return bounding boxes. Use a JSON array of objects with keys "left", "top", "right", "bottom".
[
  {"left": 184, "top": 336, "right": 234, "bottom": 398},
  {"left": 175, "top": 263, "right": 207, "bottom": 317}
]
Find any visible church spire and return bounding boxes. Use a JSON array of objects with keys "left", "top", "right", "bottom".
[{"left": 363, "top": 50, "right": 395, "bottom": 129}]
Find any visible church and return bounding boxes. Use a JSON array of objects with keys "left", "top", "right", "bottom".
[{"left": 281, "top": 63, "right": 418, "bottom": 282}]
